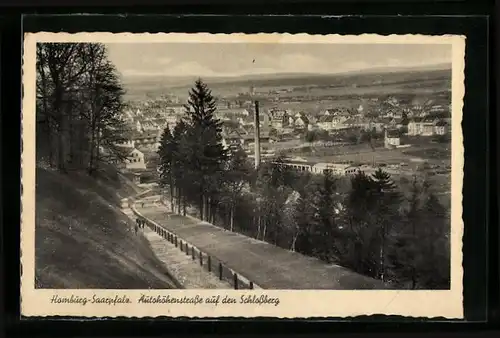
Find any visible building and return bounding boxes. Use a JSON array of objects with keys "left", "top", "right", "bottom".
[
  {"left": 384, "top": 129, "right": 401, "bottom": 148},
  {"left": 317, "top": 115, "right": 349, "bottom": 130},
  {"left": 222, "top": 129, "right": 270, "bottom": 151},
  {"left": 434, "top": 120, "right": 449, "bottom": 135},
  {"left": 344, "top": 166, "right": 362, "bottom": 175},
  {"left": 407, "top": 117, "right": 440, "bottom": 136},
  {"left": 222, "top": 129, "right": 244, "bottom": 150},
  {"left": 323, "top": 108, "right": 350, "bottom": 117},
  {"left": 294, "top": 115, "right": 309, "bottom": 129},
  {"left": 135, "top": 120, "right": 142, "bottom": 132},
  {"left": 133, "top": 130, "right": 162, "bottom": 151},
  {"left": 268, "top": 109, "right": 289, "bottom": 129},
  {"left": 124, "top": 148, "right": 146, "bottom": 170},
  {"left": 274, "top": 160, "right": 314, "bottom": 173},
  {"left": 114, "top": 129, "right": 136, "bottom": 148},
  {"left": 312, "top": 163, "right": 350, "bottom": 176}
]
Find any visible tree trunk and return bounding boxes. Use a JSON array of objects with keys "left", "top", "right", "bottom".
[
  {"left": 177, "top": 187, "right": 181, "bottom": 214},
  {"left": 182, "top": 195, "right": 187, "bottom": 216},
  {"left": 290, "top": 233, "right": 298, "bottom": 252},
  {"left": 206, "top": 197, "right": 211, "bottom": 222},
  {"left": 38, "top": 54, "right": 53, "bottom": 167},
  {"left": 262, "top": 220, "right": 267, "bottom": 241},
  {"left": 199, "top": 194, "right": 204, "bottom": 220},
  {"left": 95, "top": 127, "right": 102, "bottom": 173},
  {"left": 68, "top": 105, "right": 75, "bottom": 168},
  {"left": 46, "top": 120, "right": 54, "bottom": 167},
  {"left": 169, "top": 177, "right": 174, "bottom": 213},
  {"left": 88, "top": 126, "right": 96, "bottom": 175},
  {"left": 256, "top": 216, "right": 261, "bottom": 239},
  {"left": 230, "top": 205, "right": 234, "bottom": 232}
]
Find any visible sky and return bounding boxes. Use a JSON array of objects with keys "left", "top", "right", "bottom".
[{"left": 106, "top": 43, "right": 452, "bottom": 78}]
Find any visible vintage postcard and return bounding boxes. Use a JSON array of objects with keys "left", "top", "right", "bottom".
[{"left": 21, "top": 32, "right": 465, "bottom": 318}]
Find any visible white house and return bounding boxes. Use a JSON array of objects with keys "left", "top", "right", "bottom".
[
  {"left": 407, "top": 117, "right": 439, "bottom": 136},
  {"left": 344, "top": 166, "right": 362, "bottom": 175},
  {"left": 434, "top": 120, "right": 449, "bottom": 135},
  {"left": 384, "top": 129, "right": 401, "bottom": 148},
  {"left": 317, "top": 115, "right": 348, "bottom": 130},
  {"left": 294, "top": 116, "right": 309, "bottom": 129},
  {"left": 317, "top": 116, "right": 335, "bottom": 130},
  {"left": 124, "top": 148, "right": 146, "bottom": 170},
  {"left": 135, "top": 120, "right": 142, "bottom": 132},
  {"left": 116, "top": 139, "right": 135, "bottom": 148},
  {"left": 312, "top": 163, "right": 350, "bottom": 176}
]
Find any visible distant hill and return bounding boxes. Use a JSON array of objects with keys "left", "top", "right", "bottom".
[{"left": 121, "top": 63, "right": 451, "bottom": 99}]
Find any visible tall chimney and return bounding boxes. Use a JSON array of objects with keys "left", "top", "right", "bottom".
[{"left": 254, "top": 101, "right": 261, "bottom": 169}]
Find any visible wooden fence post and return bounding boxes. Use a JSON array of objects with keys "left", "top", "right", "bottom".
[
  {"left": 175, "top": 236, "right": 178, "bottom": 247},
  {"left": 192, "top": 247, "right": 195, "bottom": 260},
  {"left": 180, "top": 241, "right": 183, "bottom": 251},
  {"left": 208, "top": 256, "right": 211, "bottom": 272},
  {"left": 219, "top": 263, "right": 223, "bottom": 280},
  {"left": 233, "top": 273, "right": 238, "bottom": 290},
  {"left": 199, "top": 252, "right": 203, "bottom": 266},
  {"left": 185, "top": 244, "right": 189, "bottom": 255},
  {"left": 249, "top": 281, "right": 254, "bottom": 290}
]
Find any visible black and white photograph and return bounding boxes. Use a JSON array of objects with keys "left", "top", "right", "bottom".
[{"left": 21, "top": 33, "right": 465, "bottom": 318}]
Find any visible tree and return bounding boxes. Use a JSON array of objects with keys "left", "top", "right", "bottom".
[
  {"left": 417, "top": 193, "right": 450, "bottom": 288},
  {"left": 304, "top": 131, "right": 317, "bottom": 143},
  {"left": 281, "top": 190, "right": 301, "bottom": 251},
  {"left": 185, "top": 79, "right": 227, "bottom": 221},
  {"left": 79, "top": 47, "right": 126, "bottom": 175},
  {"left": 370, "top": 168, "right": 402, "bottom": 281},
  {"left": 223, "top": 147, "right": 251, "bottom": 231},
  {"left": 158, "top": 125, "right": 176, "bottom": 212},
  {"left": 36, "top": 43, "right": 97, "bottom": 171},
  {"left": 389, "top": 175, "right": 450, "bottom": 289},
  {"left": 387, "top": 174, "right": 428, "bottom": 287},
  {"left": 168, "top": 79, "right": 228, "bottom": 222},
  {"left": 36, "top": 43, "right": 126, "bottom": 174},
  {"left": 171, "top": 120, "right": 191, "bottom": 215},
  {"left": 309, "top": 170, "right": 340, "bottom": 262}
]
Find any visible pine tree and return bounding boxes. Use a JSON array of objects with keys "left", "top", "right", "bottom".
[
  {"left": 370, "top": 168, "right": 402, "bottom": 281},
  {"left": 416, "top": 193, "right": 450, "bottom": 288},
  {"left": 388, "top": 175, "right": 427, "bottom": 287},
  {"left": 158, "top": 125, "right": 176, "bottom": 212},
  {"left": 172, "top": 120, "right": 191, "bottom": 215},
  {"left": 310, "top": 170, "right": 339, "bottom": 262},
  {"left": 183, "top": 79, "right": 228, "bottom": 221}
]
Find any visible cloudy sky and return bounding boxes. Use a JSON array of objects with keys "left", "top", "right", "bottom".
[{"left": 106, "top": 43, "right": 451, "bottom": 78}]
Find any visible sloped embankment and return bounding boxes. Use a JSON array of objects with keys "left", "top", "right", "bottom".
[{"left": 34, "top": 166, "right": 177, "bottom": 289}]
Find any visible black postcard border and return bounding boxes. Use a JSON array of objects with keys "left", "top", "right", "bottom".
[{"left": 2, "top": 11, "right": 493, "bottom": 335}]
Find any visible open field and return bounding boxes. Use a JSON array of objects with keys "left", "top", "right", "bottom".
[
  {"left": 35, "top": 166, "right": 177, "bottom": 289},
  {"left": 281, "top": 142, "right": 451, "bottom": 166}
]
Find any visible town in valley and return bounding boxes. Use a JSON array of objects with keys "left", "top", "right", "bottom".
[
  {"left": 34, "top": 41, "right": 453, "bottom": 292},
  {"left": 118, "top": 67, "right": 452, "bottom": 209}
]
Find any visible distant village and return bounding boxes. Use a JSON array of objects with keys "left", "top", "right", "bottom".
[{"left": 112, "top": 89, "right": 451, "bottom": 179}]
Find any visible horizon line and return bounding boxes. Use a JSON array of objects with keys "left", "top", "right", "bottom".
[{"left": 119, "top": 62, "right": 452, "bottom": 80}]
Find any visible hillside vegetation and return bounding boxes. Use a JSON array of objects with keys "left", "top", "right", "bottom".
[{"left": 35, "top": 165, "right": 177, "bottom": 289}]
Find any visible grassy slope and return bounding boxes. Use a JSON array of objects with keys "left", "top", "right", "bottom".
[{"left": 35, "top": 165, "right": 177, "bottom": 289}]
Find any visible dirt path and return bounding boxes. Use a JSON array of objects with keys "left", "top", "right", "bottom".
[{"left": 123, "top": 204, "right": 231, "bottom": 289}]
